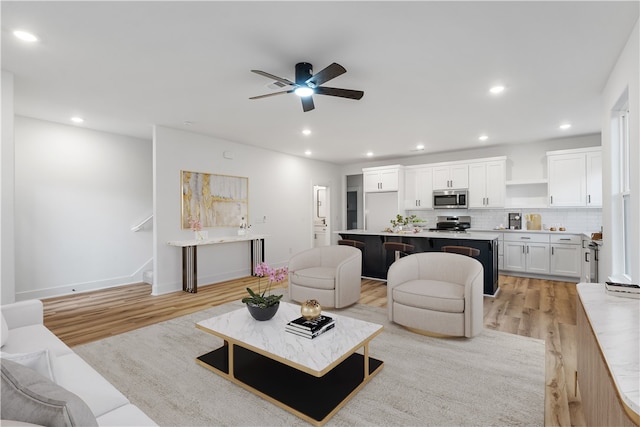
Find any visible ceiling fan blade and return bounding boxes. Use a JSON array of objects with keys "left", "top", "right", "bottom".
[
  {"left": 249, "top": 89, "right": 294, "bottom": 100},
  {"left": 301, "top": 96, "right": 315, "bottom": 112},
  {"left": 251, "top": 70, "right": 295, "bottom": 86},
  {"left": 306, "top": 62, "right": 346, "bottom": 87},
  {"left": 314, "top": 86, "right": 364, "bottom": 100}
]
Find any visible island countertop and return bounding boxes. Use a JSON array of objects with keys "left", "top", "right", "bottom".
[
  {"left": 577, "top": 283, "right": 640, "bottom": 419},
  {"left": 334, "top": 229, "right": 500, "bottom": 241}
]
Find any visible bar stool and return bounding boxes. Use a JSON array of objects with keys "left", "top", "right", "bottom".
[
  {"left": 442, "top": 245, "right": 480, "bottom": 257},
  {"left": 383, "top": 242, "right": 415, "bottom": 262},
  {"left": 338, "top": 239, "right": 365, "bottom": 250}
]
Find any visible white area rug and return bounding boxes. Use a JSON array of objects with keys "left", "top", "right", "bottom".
[{"left": 74, "top": 302, "right": 544, "bottom": 426}]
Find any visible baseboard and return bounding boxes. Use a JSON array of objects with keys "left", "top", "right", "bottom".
[{"left": 16, "top": 257, "right": 154, "bottom": 301}]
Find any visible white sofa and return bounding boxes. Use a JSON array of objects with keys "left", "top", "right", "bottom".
[{"left": 1, "top": 299, "right": 157, "bottom": 427}]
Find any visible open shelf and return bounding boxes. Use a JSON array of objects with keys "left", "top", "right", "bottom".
[
  {"left": 505, "top": 179, "right": 548, "bottom": 186},
  {"left": 505, "top": 180, "right": 548, "bottom": 208}
]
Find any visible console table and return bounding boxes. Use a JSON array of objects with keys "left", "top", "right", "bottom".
[{"left": 167, "top": 234, "right": 268, "bottom": 293}]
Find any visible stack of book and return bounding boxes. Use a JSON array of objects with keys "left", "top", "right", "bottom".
[
  {"left": 605, "top": 281, "right": 640, "bottom": 299},
  {"left": 285, "top": 315, "right": 335, "bottom": 339}
]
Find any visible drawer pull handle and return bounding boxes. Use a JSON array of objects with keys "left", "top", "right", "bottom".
[
  {"left": 521, "top": 237, "right": 531, "bottom": 240},
  {"left": 560, "top": 238, "right": 571, "bottom": 241}
]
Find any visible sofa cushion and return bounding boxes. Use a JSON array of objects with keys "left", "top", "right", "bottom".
[
  {"left": 1, "top": 325, "right": 73, "bottom": 358},
  {"left": 1, "top": 349, "right": 56, "bottom": 381},
  {"left": 1, "top": 359, "right": 98, "bottom": 427},
  {"left": 290, "top": 267, "right": 336, "bottom": 290},
  {"left": 1, "top": 312, "right": 8, "bottom": 348},
  {"left": 54, "top": 353, "right": 130, "bottom": 418},
  {"left": 393, "top": 279, "right": 465, "bottom": 313}
]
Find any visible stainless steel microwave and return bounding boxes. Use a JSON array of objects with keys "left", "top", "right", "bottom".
[{"left": 433, "top": 190, "right": 468, "bottom": 209}]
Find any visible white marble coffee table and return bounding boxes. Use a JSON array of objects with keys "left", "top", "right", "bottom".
[{"left": 196, "top": 301, "right": 384, "bottom": 426}]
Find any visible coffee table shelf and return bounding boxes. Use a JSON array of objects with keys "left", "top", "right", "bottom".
[{"left": 196, "top": 302, "right": 384, "bottom": 426}]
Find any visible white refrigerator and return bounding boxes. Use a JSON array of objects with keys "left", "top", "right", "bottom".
[{"left": 364, "top": 192, "right": 400, "bottom": 231}]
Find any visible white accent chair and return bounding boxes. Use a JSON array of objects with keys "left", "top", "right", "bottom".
[
  {"left": 387, "top": 252, "right": 484, "bottom": 338},
  {"left": 288, "top": 245, "right": 362, "bottom": 308}
]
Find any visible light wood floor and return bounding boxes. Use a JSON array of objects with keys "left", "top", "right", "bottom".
[{"left": 42, "top": 275, "right": 584, "bottom": 426}]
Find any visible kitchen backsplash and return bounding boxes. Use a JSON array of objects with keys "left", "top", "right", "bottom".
[{"left": 406, "top": 208, "right": 602, "bottom": 234}]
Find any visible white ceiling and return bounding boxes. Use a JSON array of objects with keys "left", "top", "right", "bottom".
[{"left": 2, "top": 1, "right": 638, "bottom": 165}]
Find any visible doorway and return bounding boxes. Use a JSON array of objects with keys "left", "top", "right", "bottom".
[{"left": 313, "top": 185, "right": 330, "bottom": 247}]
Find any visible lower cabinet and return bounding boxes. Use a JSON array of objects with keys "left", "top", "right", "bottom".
[
  {"left": 503, "top": 233, "right": 550, "bottom": 274},
  {"left": 549, "top": 235, "right": 582, "bottom": 277},
  {"left": 502, "top": 232, "right": 583, "bottom": 278}
]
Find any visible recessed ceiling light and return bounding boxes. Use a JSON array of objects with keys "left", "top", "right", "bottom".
[
  {"left": 366, "top": 151, "right": 374, "bottom": 157},
  {"left": 70, "top": 117, "right": 84, "bottom": 123},
  {"left": 489, "top": 85, "right": 505, "bottom": 95},
  {"left": 304, "top": 150, "right": 312, "bottom": 156},
  {"left": 13, "top": 30, "right": 39, "bottom": 42},
  {"left": 479, "top": 135, "right": 489, "bottom": 141},
  {"left": 559, "top": 123, "right": 571, "bottom": 130},
  {"left": 302, "top": 129, "right": 311, "bottom": 136},
  {"left": 416, "top": 144, "right": 425, "bottom": 150}
]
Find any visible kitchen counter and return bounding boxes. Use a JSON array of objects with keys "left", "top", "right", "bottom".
[
  {"left": 471, "top": 228, "right": 596, "bottom": 240},
  {"left": 336, "top": 230, "right": 499, "bottom": 295},
  {"left": 337, "top": 229, "right": 500, "bottom": 241},
  {"left": 576, "top": 283, "right": 639, "bottom": 425}
]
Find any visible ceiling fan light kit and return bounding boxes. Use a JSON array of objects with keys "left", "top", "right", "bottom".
[{"left": 250, "top": 62, "right": 364, "bottom": 112}]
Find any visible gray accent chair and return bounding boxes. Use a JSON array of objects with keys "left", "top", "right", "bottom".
[
  {"left": 387, "top": 252, "right": 484, "bottom": 338},
  {"left": 288, "top": 245, "right": 362, "bottom": 308}
]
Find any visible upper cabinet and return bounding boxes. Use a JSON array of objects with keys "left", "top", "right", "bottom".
[
  {"left": 468, "top": 158, "right": 506, "bottom": 208},
  {"left": 585, "top": 150, "right": 602, "bottom": 207},
  {"left": 432, "top": 164, "right": 469, "bottom": 190},
  {"left": 547, "top": 148, "right": 601, "bottom": 207},
  {"left": 404, "top": 166, "right": 433, "bottom": 210},
  {"left": 363, "top": 165, "right": 403, "bottom": 193}
]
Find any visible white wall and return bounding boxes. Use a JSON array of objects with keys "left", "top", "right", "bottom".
[
  {"left": 1, "top": 70, "right": 16, "bottom": 304},
  {"left": 152, "top": 126, "right": 342, "bottom": 295},
  {"left": 601, "top": 20, "right": 639, "bottom": 283},
  {"left": 13, "top": 117, "right": 153, "bottom": 300}
]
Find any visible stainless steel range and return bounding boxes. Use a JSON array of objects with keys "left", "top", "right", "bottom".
[{"left": 429, "top": 216, "right": 471, "bottom": 233}]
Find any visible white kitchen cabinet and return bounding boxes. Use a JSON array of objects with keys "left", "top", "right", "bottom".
[
  {"left": 433, "top": 164, "right": 468, "bottom": 190},
  {"left": 586, "top": 150, "right": 602, "bottom": 207},
  {"left": 468, "top": 159, "right": 506, "bottom": 208},
  {"left": 547, "top": 148, "right": 602, "bottom": 207},
  {"left": 404, "top": 166, "right": 433, "bottom": 209},
  {"left": 503, "top": 233, "right": 550, "bottom": 274},
  {"left": 363, "top": 165, "right": 402, "bottom": 192},
  {"left": 549, "top": 234, "right": 582, "bottom": 277}
]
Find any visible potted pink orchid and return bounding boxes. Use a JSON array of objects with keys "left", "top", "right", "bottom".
[
  {"left": 242, "top": 262, "right": 288, "bottom": 320},
  {"left": 189, "top": 216, "right": 206, "bottom": 240}
]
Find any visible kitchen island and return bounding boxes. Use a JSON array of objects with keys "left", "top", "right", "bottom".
[{"left": 336, "top": 230, "right": 499, "bottom": 295}]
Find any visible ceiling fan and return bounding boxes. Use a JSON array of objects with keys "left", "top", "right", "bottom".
[{"left": 249, "top": 62, "right": 364, "bottom": 112}]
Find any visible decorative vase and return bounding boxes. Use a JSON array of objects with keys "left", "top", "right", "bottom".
[
  {"left": 246, "top": 302, "right": 279, "bottom": 321},
  {"left": 194, "top": 230, "right": 208, "bottom": 240},
  {"left": 300, "top": 299, "right": 322, "bottom": 320}
]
